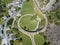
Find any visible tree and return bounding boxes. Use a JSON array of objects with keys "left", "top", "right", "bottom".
[
  {"left": 0, "top": 17, "right": 5, "bottom": 25},
  {"left": 19, "top": 38, "right": 23, "bottom": 42},
  {"left": 10, "top": 40, "right": 14, "bottom": 45},
  {"left": 7, "top": 18, "right": 14, "bottom": 26},
  {"left": 24, "top": 26, "right": 26, "bottom": 29},
  {"left": 0, "top": 0, "right": 9, "bottom": 17},
  {"left": 43, "top": 42, "right": 50, "bottom": 45}
]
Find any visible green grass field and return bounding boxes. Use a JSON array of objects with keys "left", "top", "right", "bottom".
[
  {"left": 20, "top": 15, "right": 37, "bottom": 31},
  {"left": 19, "top": 32, "right": 32, "bottom": 45},
  {"left": 21, "top": 1, "right": 35, "bottom": 15},
  {"left": 13, "top": 31, "right": 32, "bottom": 45},
  {"left": 13, "top": 40, "right": 22, "bottom": 45},
  {"left": 39, "top": 19, "right": 45, "bottom": 27},
  {"left": 34, "top": 33, "right": 45, "bottom": 45}
]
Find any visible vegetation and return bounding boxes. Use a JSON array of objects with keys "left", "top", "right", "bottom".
[
  {"left": 5, "top": 0, "right": 13, "bottom": 4},
  {"left": 20, "top": 15, "right": 37, "bottom": 31},
  {"left": 0, "top": 0, "right": 9, "bottom": 17},
  {"left": 31, "top": 15, "right": 37, "bottom": 20},
  {"left": 10, "top": 40, "right": 14, "bottom": 45},
  {"left": 39, "top": 19, "right": 45, "bottom": 27},
  {"left": 0, "top": 37, "right": 2, "bottom": 45},
  {"left": 12, "top": 21, "right": 18, "bottom": 28},
  {"left": 29, "top": 0, "right": 45, "bottom": 20},
  {"left": 38, "top": 0, "right": 49, "bottom": 8},
  {"left": 19, "top": 32, "right": 32, "bottom": 45},
  {"left": 26, "top": 0, "right": 30, "bottom": 2},
  {"left": 11, "top": 28, "right": 19, "bottom": 35},
  {"left": 21, "top": 0, "right": 46, "bottom": 29},
  {"left": 34, "top": 33, "right": 45, "bottom": 45},
  {"left": 0, "top": 17, "right": 5, "bottom": 25},
  {"left": 45, "top": 0, "right": 50, "bottom": 4},
  {"left": 13, "top": 40, "right": 22, "bottom": 45},
  {"left": 21, "top": 1, "right": 35, "bottom": 15},
  {"left": 47, "top": 7, "right": 60, "bottom": 25},
  {"left": 14, "top": 6, "right": 21, "bottom": 12},
  {"left": 0, "top": 0, "right": 48, "bottom": 45},
  {"left": 7, "top": 18, "right": 14, "bottom": 26},
  {"left": 43, "top": 42, "right": 50, "bottom": 45},
  {"left": 7, "top": 27, "right": 32, "bottom": 45},
  {"left": 10, "top": 38, "right": 23, "bottom": 45}
]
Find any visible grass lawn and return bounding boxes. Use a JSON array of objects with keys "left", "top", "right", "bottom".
[
  {"left": 13, "top": 40, "right": 23, "bottom": 45},
  {"left": 13, "top": 40, "right": 21, "bottom": 45},
  {"left": 13, "top": 31, "right": 32, "bottom": 45},
  {"left": 21, "top": 1, "right": 35, "bottom": 15},
  {"left": 39, "top": 19, "right": 45, "bottom": 27},
  {"left": 20, "top": 15, "right": 37, "bottom": 31},
  {"left": 18, "top": 32, "right": 32, "bottom": 45},
  {"left": 34, "top": 33, "right": 45, "bottom": 45}
]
